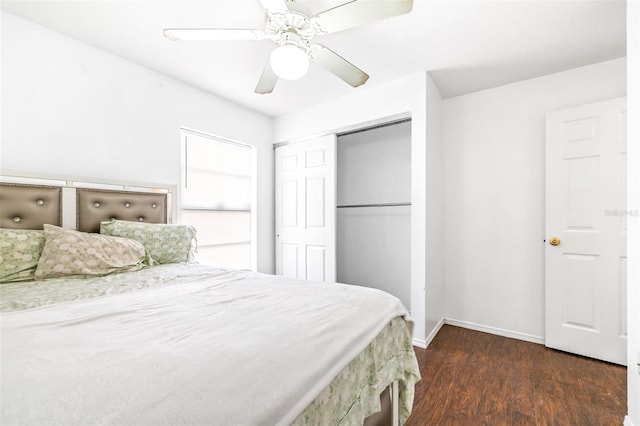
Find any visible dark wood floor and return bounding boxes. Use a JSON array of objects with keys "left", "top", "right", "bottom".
[{"left": 406, "top": 325, "right": 627, "bottom": 425}]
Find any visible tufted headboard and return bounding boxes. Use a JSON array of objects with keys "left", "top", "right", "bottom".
[
  {"left": 0, "top": 173, "right": 175, "bottom": 232},
  {"left": 77, "top": 189, "right": 168, "bottom": 233},
  {"left": 0, "top": 183, "right": 62, "bottom": 229}
]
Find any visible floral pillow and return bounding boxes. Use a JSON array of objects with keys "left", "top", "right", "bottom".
[
  {"left": 0, "top": 229, "right": 46, "bottom": 283},
  {"left": 35, "top": 225, "right": 149, "bottom": 280},
  {"left": 100, "top": 220, "right": 196, "bottom": 265}
]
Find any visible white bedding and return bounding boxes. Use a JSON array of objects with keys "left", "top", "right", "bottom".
[{"left": 0, "top": 264, "right": 413, "bottom": 425}]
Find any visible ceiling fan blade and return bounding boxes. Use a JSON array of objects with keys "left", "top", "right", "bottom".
[
  {"left": 309, "top": 44, "right": 369, "bottom": 87},
  {"left": 259, "top": 0, "right": 288, "bottom": 14},
  {"left": 163, "top": 28, "right": 265, "bottom": 41},
  {"left": 255, "top": 60, "right": 279, "bottom": 94},
  {"left": 312, "top": 0, "right": 413, "bottom": 34}
]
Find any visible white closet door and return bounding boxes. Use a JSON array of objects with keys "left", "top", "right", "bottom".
[
  {"left": 545, "top": 97, "right": 627, "bottom": 365},
  {"left": 275, "top": 135, "right": 336, "bottom": 282}
]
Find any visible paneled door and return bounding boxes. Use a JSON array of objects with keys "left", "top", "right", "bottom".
[
  {"left": 545, "top": 97, "right": 627, "bottom": 365},
  {"left": 275, "top": 135, "right": 336, "bottom": 282}
]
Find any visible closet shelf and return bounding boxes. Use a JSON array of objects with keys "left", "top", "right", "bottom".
[{"left": 337, "top": 202, "right": 411, "bottom": 209}]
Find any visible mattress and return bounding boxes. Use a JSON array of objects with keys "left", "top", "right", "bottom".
[{"left": 0, "top": 263, "right": 420, "bottom": 425}]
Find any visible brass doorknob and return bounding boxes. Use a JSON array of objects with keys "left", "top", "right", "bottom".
[{"left": 549, "top": 237, "right": 561, "bottom": 246}]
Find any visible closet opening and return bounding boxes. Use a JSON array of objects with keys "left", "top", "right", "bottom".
[{"left": 336, "top": 118, "right": 412, "bottom": 311}]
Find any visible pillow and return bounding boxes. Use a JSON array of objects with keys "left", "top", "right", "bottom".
[
  {"left": 100, "top": 220, "right": 196, "bottom": 264},
  {"left": 0, "top": 229, "right": 46, "bottom": 283},
  {"left": 35, "top": 225, "right": 148, "bottom": 280}
]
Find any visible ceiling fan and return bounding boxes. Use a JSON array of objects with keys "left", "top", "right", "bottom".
[{"left": 163, "top": 0, "right": 413, "bottom": 94}]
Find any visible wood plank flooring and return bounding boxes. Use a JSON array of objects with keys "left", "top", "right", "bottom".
[{"left": 406, "top": 325, "right": 627, "bottom": 425}]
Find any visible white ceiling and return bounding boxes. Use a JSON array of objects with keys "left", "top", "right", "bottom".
[{"left": 1, "top": 0, "right": 627, "bottom": 118}]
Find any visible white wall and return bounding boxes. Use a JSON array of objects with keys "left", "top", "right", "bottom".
[
  {"left": 424, "top": 75, "right": 444, "bottom": 341},
  {"left": 625, "top": 2, "right": 639, "bottom": 425},
  {"left": 0, "top": 12, "right": 275, "bottom": 274},
  {"left": 274, "top": 72, "right": 444, "bottom": 347},
  {"left": 442, "top": 58, "right": 627, "bottom": 341}
]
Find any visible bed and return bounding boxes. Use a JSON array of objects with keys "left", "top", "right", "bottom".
[{"left": 0, "top": 180, "right": 420, "bottom": 425}]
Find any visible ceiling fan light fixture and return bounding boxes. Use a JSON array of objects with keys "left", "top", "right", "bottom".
[{"left": 270, "top": 44, "right": 309, "bottom": 80}]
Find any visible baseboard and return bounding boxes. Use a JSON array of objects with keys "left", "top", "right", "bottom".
[
  {"left": 425, "top": 317, "right": 445, "bottom": 347},
  {"left": 412, "top": 337, "right": 427, "bottom": 349},
  {"left": 625, "top": 415, "right": 637, "bottom": 426},
  {"left": 444, "top": 318, "right": 545, "bottom": 345},
  {"left": 412, "top": 317, "right": 445, "bottom": 349}
]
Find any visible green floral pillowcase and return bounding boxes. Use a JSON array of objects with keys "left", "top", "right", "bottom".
[
  {"left": 100, "top": 220, "right": 196, "bottom": 265},
  {"left": 0, "top": 229, "right": 46, "bottom": 283},
  {"left": 35, "top": 225, "right": 149, "bottom": 280},
  {"left": 1, "top": 220, "right": 195, "bottom": 283}
]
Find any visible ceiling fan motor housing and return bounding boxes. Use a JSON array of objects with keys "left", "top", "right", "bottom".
[{"left": 266, "top": 11, "right": 313, "bottom": 53}]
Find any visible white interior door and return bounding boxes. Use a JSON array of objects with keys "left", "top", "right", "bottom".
[
  {"left": 545, "top": 97, "right": 627, "bottom": 365},
  {"left": 275, "top": 135, "right": 336, "bottom": 282}
]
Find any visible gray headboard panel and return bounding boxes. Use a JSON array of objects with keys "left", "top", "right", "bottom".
[
  {"left": 0, "top": 183, "right": 62, "bottom": 229},
  {"left": 77, "top": 188, "right": 168, "bottom": 233}
]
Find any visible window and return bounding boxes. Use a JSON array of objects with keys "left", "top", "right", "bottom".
[{"left": 180, "top": 129, "right": 255, "bottom": 269}]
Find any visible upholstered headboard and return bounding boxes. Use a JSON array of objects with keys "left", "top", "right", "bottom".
[
  {"left": 0, "top": 173, "right": 175, "bottom": 232},
  {"left": 0, "top": 183, "right": 62, "bottom": 229},
  {"left": 77, "top": 189, "right": 168, "bottom": 233}
]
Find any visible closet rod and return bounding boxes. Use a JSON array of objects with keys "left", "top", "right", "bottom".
[{"left": 337, "top": 202, "right": 411, "bottom": 209}]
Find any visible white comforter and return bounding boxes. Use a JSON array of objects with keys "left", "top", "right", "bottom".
[{"left": 0, "top": 264, "right": 410, "bottom": 425}]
